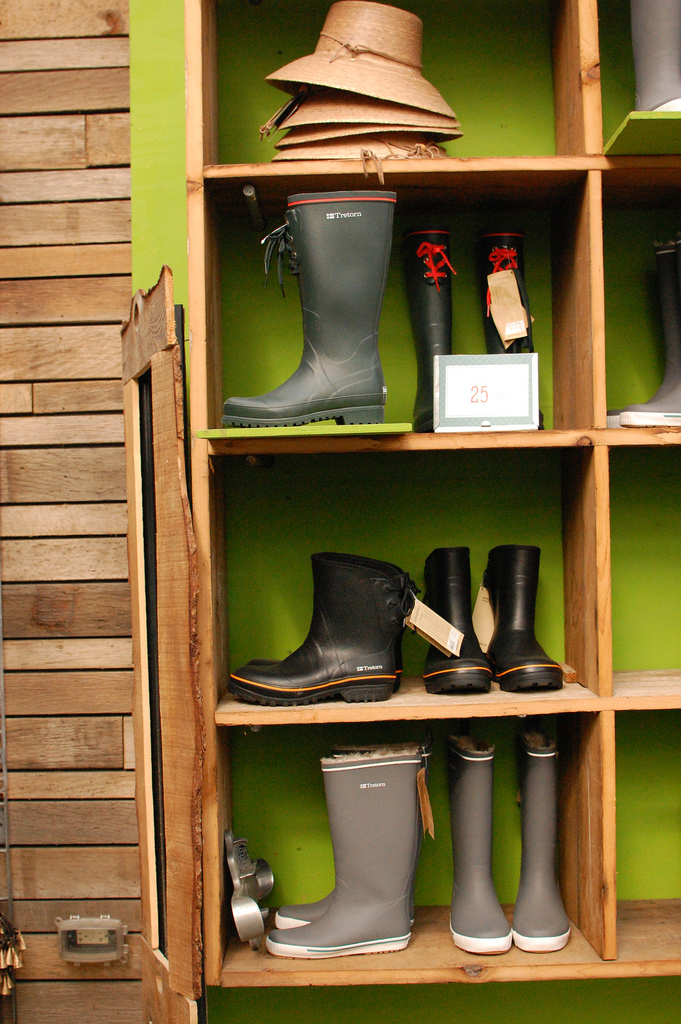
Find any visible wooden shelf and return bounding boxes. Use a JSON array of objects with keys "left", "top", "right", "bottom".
[
  {"left": 215, "top": 671, "right": 681, "bottom": 726},
  {"left": 219, "top": 901, "right": 681, "bottom": 986},
  {"left": 202, "top": 427, "right": 681, "bottom": 457},
  {"left": 202, "top": 156, "right": 681, "bottom": 215}
]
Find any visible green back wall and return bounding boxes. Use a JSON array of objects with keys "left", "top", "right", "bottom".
[{"left": 130, "top": 0, "right": 681, "bottom": 1019}]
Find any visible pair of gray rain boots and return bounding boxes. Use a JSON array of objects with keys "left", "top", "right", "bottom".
[
  {"left": 266, "top": 740, "right": 431, "bottom": 959},
  {"left": 614, "top": 240, "right": 681, "bottom": 427},
  {"left": 449, "top": 731, "right": 570, "bottom": 954}
]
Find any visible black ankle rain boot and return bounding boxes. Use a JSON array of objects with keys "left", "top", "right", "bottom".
[
  {"left": 222, "top": 190, "right": 396, "bottom": 427},
  {"left": 484, "top": 545, "right": 562, "bottom": 691},
  {"left": 422, "top": 547, "right": 492, "bottom": 693},
  {"left": 228, "top": 552, "right": 417, "bottom": 706},
  {"left": 476, "top": 230, "right": 533, "bottom": 355},
  {"left": 403, "top": 227, "right": 454, "bottom": 432}
]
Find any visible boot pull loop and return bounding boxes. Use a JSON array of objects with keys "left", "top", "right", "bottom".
[
  {"left": 262, "top": 222, "right": 294, "bottom": 297},
  {"left": 486, "top": 246, "right": 517, "bottom": 316},
  {"left": 415, "top": 241, "right": 456, "bottom": 293},
  {"left": 416, "top": 767, "right": 435, "bottom": 838}
]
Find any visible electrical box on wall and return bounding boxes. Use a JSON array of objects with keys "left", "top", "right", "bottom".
[{"left": 55, "top": 916, "right": 128, "bottom": 964}]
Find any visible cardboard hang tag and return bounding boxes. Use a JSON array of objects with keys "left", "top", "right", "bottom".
[
  {"left": 472, "top": 583, "right": 495, "bottom": 653},
  {"left": 487, "top": 269, "right": 528, "bottom": 347},
  {"left": 404, "top": 598, "right": 464, "bottom": 657},
  {"left": 417, "top": 767, "right": 435, "bottom": 839}
]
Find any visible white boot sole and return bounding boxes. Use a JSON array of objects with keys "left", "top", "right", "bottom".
[
  {"left": 450, "top": 925, "right": 512, "bottom": 954},
  {"left": 512, "top": 927, "right": 570, "bottom": 952},
  {"left": 266, "top": 933, "right": 410, "bottom": 959},
  {"left": 273, "top": 912, "right": 311, "bottom": 929},
  {"left": 620, "top": 410, "right": 681, "bottom": 426}
]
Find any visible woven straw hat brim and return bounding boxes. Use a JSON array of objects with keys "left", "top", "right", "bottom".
[
  {"left": 276, "top": 122, "right": 462, "bottom": 147},
  {"left": 281, "top": 90, "right": 460, "bottom": 130},
  {"left": 266, "top": 53, "right": 455, "bottom": 118},
  {"left": 272, "top": 134, "right": 448, "bottom": 160}
]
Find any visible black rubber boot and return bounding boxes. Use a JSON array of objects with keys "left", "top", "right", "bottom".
[
  {"left": 631, "top": 0, "right": 681, "bottom": 111},
  {"left": 228, "top": 552, "right": 417, "bottom": 706},
  {"left": 448, "top": 735, "right": 512, "bottom": 954},
  {"left": 222, "top": 190, "right": 396, "bottom": 427},
  {"left": 512, "top": 731, "right": 571, "bottom": 952},
  {"left": 267, "top": 741, "right": 430, "bottom": 959},
  {"left": 620, "top": 242, "right": 681, "bottom": 426},
  {"left": 484, "top": 545, "right": 562, "bottom": 691},
  {"left": 421, "top": 548, "right": 492, "bottom": 693},
  {"left": 476, "top": 229, "right": 533, "bottom": 355},
  {"left": 403, "top": 227, "right": 454, "bottom": 432}
]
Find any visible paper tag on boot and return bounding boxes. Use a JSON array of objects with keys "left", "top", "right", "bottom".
[
  {"left": 487, "top": 269, "right": 528, "bottom": 346},
  {"left": 416, "top": 767, "right": 435, "bottom": 839},
  {"left": 404, "top": 598, "right": 463, "bottom": 657},
  {"left": 472, "top": 584, "right": 494, "bottom": 653}
]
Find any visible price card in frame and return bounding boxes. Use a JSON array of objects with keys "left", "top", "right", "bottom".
[{"left": 433, "top": 353, "right": 539, "bottom": 432}]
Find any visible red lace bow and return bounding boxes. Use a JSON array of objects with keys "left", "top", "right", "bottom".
[{"left": 416, "top": 241, "right": 456, "bottom": 292}]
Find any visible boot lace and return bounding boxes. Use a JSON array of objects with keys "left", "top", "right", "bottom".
[
  {"left": 416, "top": 241, "right": 456, "bottom": 293},
  {"left": 262, "top": 223, "right": 298, "bottom": 297},
  {"left": 383, "top": 574, "right": 419, "bottom": 625}
]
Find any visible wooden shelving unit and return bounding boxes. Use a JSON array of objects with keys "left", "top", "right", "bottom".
[{"left": 181, "top": 0, "right": 681, "bottom": 991}]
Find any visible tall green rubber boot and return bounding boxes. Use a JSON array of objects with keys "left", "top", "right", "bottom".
[{"left": 222, "top": 190, "right": 396, "bottom": 427}]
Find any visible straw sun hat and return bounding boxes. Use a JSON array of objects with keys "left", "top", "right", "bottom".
[{"left": 266, "top": 1, "right": 456, "bottom": 118}]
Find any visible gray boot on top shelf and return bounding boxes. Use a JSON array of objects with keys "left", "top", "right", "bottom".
[
  {"left": 620, "top": 241, "right": 681, "bottom": 426},
  {"left": 631, "top": 0, "right": 681, "bottom": 111},
  {"left": 512, "top": 731, "right": 570, "bottom": 952}
]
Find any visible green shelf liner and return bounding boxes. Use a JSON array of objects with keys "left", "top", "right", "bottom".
[
  {"left": 198, "top": 422, "right": 413, "bottom": 439},
  {"left": 604, "top": 111, "right": 681, "bottom": 155}
]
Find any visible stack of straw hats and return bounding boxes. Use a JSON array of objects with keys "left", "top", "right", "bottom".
[{"left": 261, "top": 1, "right": 462, "bottom": 163}]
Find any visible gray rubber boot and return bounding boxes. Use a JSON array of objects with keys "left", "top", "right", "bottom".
[
  {"left": 512, "top": 732, "right": 570, "bottom": 952},
  {"left": 266, "top": 742, "right": 428, "bottom": 958},
  {"left": 631, "top": 0, "right": 681, "bottom": 111},
  {"left": 222, "top": 190, "right": 395, "bottom": 427},
  {"left": 274, "top": 739, "right": 431, "bottom": 930},
  {"left": 448, "top": 735, "right": 512, "bottom": 954},
  {"left": 621, "top": 242, "right": 681, "bottom": 425}
]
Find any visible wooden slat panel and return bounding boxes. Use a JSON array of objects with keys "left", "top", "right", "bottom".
[
  {"left": 9, "top": 800, "right": 138, "bottom": 845},
  {"left": 9, "top": 899, "right": 140, "bottom": 933},
  {"left": 0, "top": 68, "right": 129, "bottom": 115},
  {"left": 5, "top": 670, "right": 133, "bottom": 715},
  {"left": 9, "top": 770, "right": 135, "bottom": 800},
  {"left": 0, "top": 38, "right": 130, "bottom": 72},
  {"left": 121, "top": 265, "right": 175, "bottom": 382},
  {"left": 1, "top": 537, "right": 128, "bottom": 581},
  {"left": 0, "top": 848, "right": 139, "bottom": 900},
  {"left": 0, "top": 502, "right": 127, "bottom": 537},
  {"left": 0, "top": 413, "right": 124, "bottom": 446},
  {"left": 3, "top": 583, "right": 132, "bottom": 638},
  {"left": 0, "top": 0, "right": 129, "bottom": 39},
  {"left": 86, "top": 112, "right": 130, "bottom": 166},
  {"left": 5, "top": 716, "right": 124, "bottom": 770},
  {"left": 0, "top": 201, "right": 131, "bottom": 246},
  {"left": 0, "top": 325, "right": 122, "bottom": 380},
  {"left": 20, "top": 932, "right": 141, "bottom": 981},
  {"left": 142, "top": 941, "right": 197, "bottom": 1024},
  {"left": 0, "top": 277, "right": 132, "bottom": 325},
  {"left": 0, "top": 114, "right": 85, "bottom": 171},
  {"left": 3, "top": 638, "right": 132, "bottom": 671},
  {"left": 0, "top": 382, "right": 31, "bottom": 413},
  {"left": 151, "top": 345, "right": 204, "bottom": 999},
  {"left": 0, "top": 243, "right": 131, "bottom": 279},
  {"left": 0, "top": 448, "right": 126, "bottom": 503},
  {"left": 0, "top": 168, "right": 130, "bottom": 203},
  {"left": 15, "top": 981, "right": 141, "bottom": 1023},
  {"left": 33, "top": 380, "right": 123, "bottom": 413}
]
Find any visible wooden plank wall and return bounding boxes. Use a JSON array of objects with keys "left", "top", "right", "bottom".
[{"left": 0, "top": 1, "right": 141, "bottom": 1018}]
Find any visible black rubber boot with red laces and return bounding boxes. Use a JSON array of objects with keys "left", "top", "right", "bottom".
[{"left": 476, "top": 229, "right": 533, "bottom": 355}]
